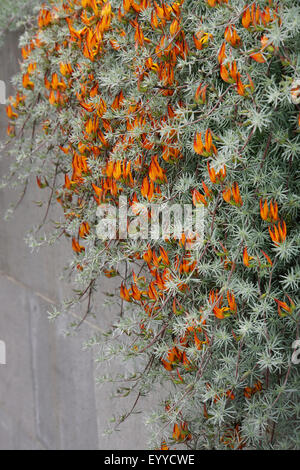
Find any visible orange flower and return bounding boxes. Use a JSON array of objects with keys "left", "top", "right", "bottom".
[
  {"left": 232, "top": 182, "right": 243, "bottom": 205},
  {"left": 148, "top": 155, "right": 166, "bottom": 182},
  {"left": 209, "top": 290, "right": 230, "bottom": 319},
  {"left": 260, "top": 199, "right": 278, "bottom": 222},
  {"left": 194, "top": 132, "right": 204, "bottom": 155},
  {"left": 244, "top": 386, "right": 252, "bottom": 399},
  {"left": 222, "top": 182, "right": 243, "bottom": 206},
  {"left": 221, "top": 63, "right": 232, "bottom": 84},
  {"left": 141, "top": 176, "right": 154, "bottom": 201},
  {"left": 36, "top": 176, "right": 49, "bottom": 189},
  {"left": 230, "top": 61, "right": 238, "bottom": 82},
  {"left": 244, "top": 381, "right": 263, "bottom": 398},
  {"left": 172, "top": 422, "right": 191, "bottom": 442},
  {"left": 274, "top": 296, "right": 295, "bottom": 317},
  {"left": 161, "top": 359, "right": 173, "bottom": 371},
  {"left": 260, "top": 199, "right": 268, "bottom": 220},
  {"left": 224, "top": 25, "right": 241, "bottom": 47},
  {"left": 195, "top": 83, "right": 207, "bottom": 104},
  {"left": 160, "top": 247, "right": 170, "bottom": 266},
  {"left": 218, "top": 42, "right": 226, "bottom": 64},
  {"left": 148, "top": 281, "right": 159, "bottom": 300},
  {"left": 243, "top": 247, "right": 254, "bottom": 267},
  {"left": 145, "top": 57, "right": 159, "bottom": 72},
  {"left": 246, "top": 73, "right": 255, "bottom": 93},
  {"left": 172, "top": 423, "right": 181, "bottom": 440},
  {"left": 79, "top": 222, "right": 90, "bottom": 239},
  {"left": 160, "top": 441, "right": 169, "bottom": 450},
  {"left": 261, "top": 250, "right": 273, "bottom": 266},
  {"left": 207, "top": 0, "right": 228, "bottom": 6},
  {"left": 92, "top": 183, "right": 103, "bottom": 200},
  {"left": 134, "top": 22, "right": 144, "bottom": 48},
  {"left": 250, "top": 52, "right": 266, "bottom": 63},
  {"left": 72, "top": 238, "right": 85, "bottom": 254},
  {"left": 113, "top": 160, "right": 122, "bottom": 180},
  {"left": 260, "top": 35, "right": 272, "bottom": 51},
  {"left": 242, "top": 6, "right": 251, "bottom": 29},
  {"left": 59, "top": 62, "right": 73, "bottom": 77},
  {"left": 162, "top": 346, "right": 183, "bottom": 371},
  {"left": 192, "top": 189, "right": 208, "bottom": 207},
  {"left": 193, "top": 31, "right": 212, "bottom": 50},
  {"left": 194, "top": 130, "right": 216, "bottom": 156},
  {"left": 85, "top": 116, "right": 99, "bottom": 135},
  {"left": 131, "top": 283, "right": 142, "bottom": 301},
  {"left": 170, "top": 19, "right": 181, "bottom": 36},
  {"left": 6, "top": 105, "right": 18, "bottom": 120},
  {"left": 22, "top": 44, "right": 34, "bottom": 60},
  {"left": 226, "top": 389, "right": 235, "bottom": 400},
  {"left": 38, "top": 8, "right": 53, "bottom": 29},
  {"left": 7, "top": 124, "right": 15, "bottom": 137},
  {"left": 242, "top": 3, "right": 278, "bottom": 30},
  {"left": 204, "top": 129, "right": 214, "bottom": 153},
  {"left": 194, "top": 331, "right": 205, "bottom": 350},
  {"left": 207, "top": 161, "right": 226, "bottom": 184},
  {"left": 202, "top": 181, "right": 212, "bottom": 199},
  {"left": 64, "top": 174, "right": 72, "bottom": 189},
  {"left": 236, "top": 74, "right": 246, "bottom": 96},
  {"left": 227, "top": 291, "right": 237, "bottom": 313},
  {"left": 268, "top": 221, "right": 287, "bottom": 245},
  {"left": 111, "top": 90, "right": 125, "bottom": 110},
  {"left": 120, "top": 283, "right": 131, "bottom": 302},
  {"left": 222, "top": 187, "right": 231, "bottom": 203},
  {"left": 22, "top": 73, "right": 34, "bottom": 90},
  {"left": 123, "top": 0, "right": 132, "bottom": 14}
]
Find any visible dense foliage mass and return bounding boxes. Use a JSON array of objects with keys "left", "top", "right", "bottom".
[{"left": 2, "top": 0, "right": 300, "bottom": 449}]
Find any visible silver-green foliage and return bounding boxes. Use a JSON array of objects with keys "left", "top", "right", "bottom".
[{"left": 1, "top": 0, "right": 300, "bottom": 450}]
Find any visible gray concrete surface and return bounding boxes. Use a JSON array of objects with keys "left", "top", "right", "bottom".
[{"left": 0, "top": 31, "right": 152, "bottom": 450}]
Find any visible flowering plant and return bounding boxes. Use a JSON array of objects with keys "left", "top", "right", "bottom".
[{"left": 3, "top": 0, "right": 300, "bottom": 449}]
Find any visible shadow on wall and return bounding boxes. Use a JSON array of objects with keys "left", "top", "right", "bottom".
[{"left": 0, "top": 31, "right": 153, "bottom": 450}]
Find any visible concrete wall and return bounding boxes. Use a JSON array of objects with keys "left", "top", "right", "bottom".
[{"left": 0, "top": 32, "right": 152, "bottom": 450}]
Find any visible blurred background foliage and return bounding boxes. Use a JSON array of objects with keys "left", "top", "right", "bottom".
[{"left": 0, "top": 0, "right": 41, "bottom": 46}]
